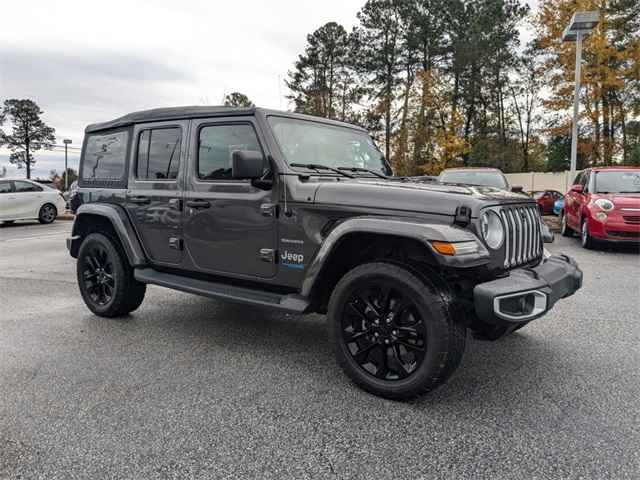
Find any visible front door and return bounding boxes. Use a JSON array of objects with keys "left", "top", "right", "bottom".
[
  {"left": 183, "top": 117, "right": 277, "bottom": 279},
  {"left": 126, "top": 120, "right": 187, "bottom": 266}
]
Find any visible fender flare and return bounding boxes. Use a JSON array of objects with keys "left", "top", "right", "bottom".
[
  {"left": 68, "top": 203, "right": 147, "bottom": 266},
  {"left": 300, "top": 216, "right": 489, "bottom": 297}
]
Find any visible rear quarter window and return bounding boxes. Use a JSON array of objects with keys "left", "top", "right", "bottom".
[{"left": 80, "top": 129, "right": 130, "bottom": 186}]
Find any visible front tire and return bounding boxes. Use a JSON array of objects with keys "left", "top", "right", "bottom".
[
  {"left": 560, "top": 211, "right": 573, "bottom": 237},
  {"left": 38, "top": 203, "right": 57, "bottom": 224},
  {"left": 581, "top": 218, "right": 596, "bottom": 249},
  {"left": 77, "top": 233, "right": 146, "bottom": 317},
  {"left": 328, "top": 262, "right": 466, "bottom": 400}
]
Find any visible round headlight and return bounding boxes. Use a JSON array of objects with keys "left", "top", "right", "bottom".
[
  {"left": 594, "top": 198, "right": 614, "bottom": 211},
  {"left": 480, "top": 210, "right": 504, "bottom": 249}
]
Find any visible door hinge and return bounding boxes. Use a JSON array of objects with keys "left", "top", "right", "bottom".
[
  {"left": 259, "top": 248, "right": 275, "bottom": 263},
  {"left": 169, "top": 198, "right": 182, "bottom": 211},
  {"left": 260, "top": 203, "right": 278, "bottom": 217},
  {"left": 169, "top": 237, "right": 183, "bottom": 250}
]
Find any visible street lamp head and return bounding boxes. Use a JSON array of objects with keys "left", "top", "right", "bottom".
[
  {"left": 63, "top": 139, "right": 73, "bottom": 144},
  {"left": 563, "top": 11, "right": 600, "bottom": 42}
]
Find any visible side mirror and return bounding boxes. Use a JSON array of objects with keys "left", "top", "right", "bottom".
[
  {"left": 571, "top": 184, "right": 583, "bottom": 193},
  {"left": 232, "top": 150, "right": 264, "bottom": 180},
  {"left": 511, "top": 185, "right": 523, "bottom": 193}
]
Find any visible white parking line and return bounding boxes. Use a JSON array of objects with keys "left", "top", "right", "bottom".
[{"left": 1, "top": 232, "right": 69, "bottom": 242}]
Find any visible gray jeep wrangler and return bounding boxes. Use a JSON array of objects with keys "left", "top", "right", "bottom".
[{"left": 68, "top": 106, "right": 582, "bottom": 399}]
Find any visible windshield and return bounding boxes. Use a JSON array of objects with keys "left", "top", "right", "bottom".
[
  {"left": 267, "top": 116, "right": 390, "bottom": 175},
  {"left": 439, "top": 170, "right": 508, "bottom": 190},
  {"left": 594, "top": 170, "right": 640, "bottom": 193}
]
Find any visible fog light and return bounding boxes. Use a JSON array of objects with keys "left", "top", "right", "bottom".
[
  {"left": 499, "top": 294, "right": 536, "bottom": 316},
  {"left": 493, "top": 290, "right": 547, "bottom": 321},
  {"left": 595, "top": 211, "right": 607, "bottom": 221}
]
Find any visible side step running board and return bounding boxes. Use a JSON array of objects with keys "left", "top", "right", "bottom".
[{"left": 134, "top": 268, "right": 309, "bottom": 313}]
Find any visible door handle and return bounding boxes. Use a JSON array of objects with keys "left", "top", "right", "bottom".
[
  {"left": 186, "top": 199, "right": 211, "bottom": 209},
  {"left": 129, "top": 196, "right": 150, "bottom": 205}
]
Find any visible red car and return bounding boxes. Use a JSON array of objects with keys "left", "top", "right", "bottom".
[
  {"left": 560, "top": 167, "right": 640, "bottom": 248},
  {"left": 528, "top": 190, "right": 564, "bottom": 215}
]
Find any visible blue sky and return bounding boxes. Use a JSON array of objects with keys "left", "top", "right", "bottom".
[{"left": 1, "top": 0, "right": 539, "bottom": 179}]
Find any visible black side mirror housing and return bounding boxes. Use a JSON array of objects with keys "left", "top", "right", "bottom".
[
  {"left": 511, "top": 185, "right": 524, "bottom": 193},
  {"left": 232, "top": 150, "right": 264, "bottom": 180}
]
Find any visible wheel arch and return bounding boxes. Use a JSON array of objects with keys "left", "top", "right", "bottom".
[
  {"left": 68, "top": 203, "right": 147, "bottom": 266},
  {"left": 301, "top": 216, "right": 487, "bottom": 313}
]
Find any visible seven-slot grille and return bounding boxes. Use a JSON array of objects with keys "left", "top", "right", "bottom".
[{"left": 497, "top": 204, "right": 543, "bottom": 268}]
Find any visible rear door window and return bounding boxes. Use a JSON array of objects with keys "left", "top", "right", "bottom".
[
  {"left": 0, "top": 181, "right": 13, "bottom": 193},
  {"left": 14, "top": 181, "right": 42, "bottom": 192},
  {"left": 81, "top": 130, "right": 129, "bottom": 183},
  {"left": 136, "top": 128, "right": 182, "bottom": 180}
]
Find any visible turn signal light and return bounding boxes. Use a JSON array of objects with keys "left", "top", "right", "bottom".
[
  {"left": 432, "top": 241, "right": 457, "bottom": 256},
  {"left": 431, "top": 240, "right": 480, "bottom": 256}
]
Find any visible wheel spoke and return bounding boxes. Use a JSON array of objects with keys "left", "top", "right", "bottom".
[
  {"left": 344, "top": 328, "right": 371, "bottom": 343},
  {"left": 396, "top": 340, "right": 425, "bottom": 352},
  {"left": 390, "top": 345, "right": 410, "bottom": 378},
  {"left": 375, "top": 346, "right": 390, "bottom": 379},
  {"left": 353, "top": 342, "right": 377, "bottom": 364},
  {"left": 347, "top": 301, "right": 368, "bottom": 322}
]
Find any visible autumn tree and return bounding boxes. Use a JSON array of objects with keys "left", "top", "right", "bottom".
[
  {"left": 2, "top": 99, "right": 56, "bottom": 179},
  {"left": 534, "top": 0, "right": 640, "bottom": 166},
  {"left": 223, "top": 92, "right": 254, "bottom": 107}
]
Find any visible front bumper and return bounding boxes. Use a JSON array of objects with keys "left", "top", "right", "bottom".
[{"left": 473, "top": 255, "right": 582, "bottom": 324}]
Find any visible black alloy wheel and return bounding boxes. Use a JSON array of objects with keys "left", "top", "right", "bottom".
[
  {"left": 81, "top": 244, "right": 116, "bottom": 307},
  {"left": 329, "top": 262, "right": 466, "bottom": 400},
  {"left": 76, "top": 233, "right": 146, "bottom": 317},
  {"left": 341, "top": 281, "right": 426, "bottom": 380}
]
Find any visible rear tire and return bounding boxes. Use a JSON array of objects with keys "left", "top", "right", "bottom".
[
  {"left": 77, "top": 233, "right": 146, "bottom": 317},
  {"left": 38, "top": 203, "right": 57, "bottom": 224},
  {"left": 328, "top": 262, "right": 466, "bottom": 400},
  {"left": 560, "top": 211, "right": 573, "bottom": 237}
]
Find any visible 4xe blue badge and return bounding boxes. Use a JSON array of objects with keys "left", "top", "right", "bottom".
[{"left": 280, "top": 238, "right": 305, "bottom": 269}]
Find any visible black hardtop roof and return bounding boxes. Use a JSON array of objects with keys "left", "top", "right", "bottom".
[{"left": 84, "top": 106, "right": 367, "bottom": 133}]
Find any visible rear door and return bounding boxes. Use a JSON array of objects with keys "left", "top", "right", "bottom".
[
  {"left": 126, "top": 121, "right": 188, "bottom": 266},
  {"left": 182, "top": 117, "right": 277, "bottom": 279},
  {"left": 13, "top": 180, "right": 44, "bottom": 218},
  {"left": 0, "top": 180, "right": 16, "bottom": 219}
]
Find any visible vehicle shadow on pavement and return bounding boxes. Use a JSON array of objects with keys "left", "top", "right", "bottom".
[{"left": 132, "top": 294, "right": 574, "bottom": 405}]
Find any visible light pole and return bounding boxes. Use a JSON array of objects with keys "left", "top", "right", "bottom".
[
  {"left": 63, "top": 139, "right": 72, "bottom": 191},
  {"left": 562, "top": 11, "right": 599, "bottom": 189}
]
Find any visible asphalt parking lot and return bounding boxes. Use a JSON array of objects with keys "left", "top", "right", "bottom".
[{"left": 1, "top": 220, "right": 639, "bottom": 479}]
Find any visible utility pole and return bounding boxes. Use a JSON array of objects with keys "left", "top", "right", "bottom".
[{"left": 63, "top": 139, "right": 72, "bottom": 191}]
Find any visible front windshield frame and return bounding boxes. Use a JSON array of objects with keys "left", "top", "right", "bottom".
[
  {"left": 593, "top": 170, "right": 640, "bottom": 194},
  {"left": 267, "top": 115, "right": 392, "bottom": 176},
  {"left": 438, "top": 170, "right": 509, "bottom": 190}
]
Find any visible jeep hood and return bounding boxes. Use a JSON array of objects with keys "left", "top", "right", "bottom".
[{"left": 313, "top": 179, "right": 532, "bottom": 217}]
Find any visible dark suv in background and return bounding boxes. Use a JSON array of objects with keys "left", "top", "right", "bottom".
[{"left": 68, "top": 106, "right": 582, "bottom": 399}]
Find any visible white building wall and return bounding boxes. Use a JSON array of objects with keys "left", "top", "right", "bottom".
[{"left": 505, "top": 171, "right": 582, "bottom": 193}]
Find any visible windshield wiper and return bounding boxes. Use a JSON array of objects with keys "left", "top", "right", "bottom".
[
  {"left": 290, "top": 163, "right": 355, "bottom": 178},
  {"left": 337, "top": 166, "right": 388, "bottom": 179}
]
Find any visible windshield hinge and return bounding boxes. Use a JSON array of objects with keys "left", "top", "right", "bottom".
[{"left": 454, "top": 206, "right": 472, "bottom": 227}]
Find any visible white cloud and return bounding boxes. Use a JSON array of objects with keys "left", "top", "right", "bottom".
[{"left": 0, "top": 0, "right": 363, "bottom": 177}]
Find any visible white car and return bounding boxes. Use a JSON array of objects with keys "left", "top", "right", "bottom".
[{"left": 0, "top": 178, "right": 67, "bottom": 225}]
